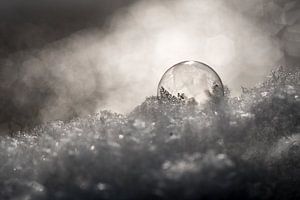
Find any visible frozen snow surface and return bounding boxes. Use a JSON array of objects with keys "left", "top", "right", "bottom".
[{"left": 1, "top": 67, "right": 300, "bottom": 200}]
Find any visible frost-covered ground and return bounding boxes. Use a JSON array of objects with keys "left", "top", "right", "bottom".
[{"left": 0, "top": 67, "right": 299, "bottom": 200}]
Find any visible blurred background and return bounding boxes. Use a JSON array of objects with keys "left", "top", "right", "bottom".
[{"left": 0, "top": 0, "right": 299, "bottom": 134}]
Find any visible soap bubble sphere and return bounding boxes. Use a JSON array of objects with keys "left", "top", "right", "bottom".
[{"left": 157, "top": 61, "right": 224, "bottom": 105}]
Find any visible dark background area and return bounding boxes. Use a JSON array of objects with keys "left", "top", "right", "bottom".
[{"left": 0, "top": 0, "right": 135, "bottom": 58}]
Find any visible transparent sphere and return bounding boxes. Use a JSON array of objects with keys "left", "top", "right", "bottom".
[{"left": 157, "top": 61, "right": 224, "bottom": 104}]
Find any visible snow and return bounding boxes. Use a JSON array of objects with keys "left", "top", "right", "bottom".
[{"left": 0, "top": 66, "right": 299, "bottom": 200}]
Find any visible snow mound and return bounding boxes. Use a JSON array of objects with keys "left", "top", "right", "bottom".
[{"left": 0, "top": 67, "right": 299, "bottom": 200}]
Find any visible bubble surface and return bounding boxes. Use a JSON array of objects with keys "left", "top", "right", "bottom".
[{"left": 157, "top": 61, "right": 224, "bottom": 104}]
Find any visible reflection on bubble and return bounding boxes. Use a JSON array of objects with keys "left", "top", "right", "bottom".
[{"left": 157, "top": 61, "right": 224, "bottom": 105}]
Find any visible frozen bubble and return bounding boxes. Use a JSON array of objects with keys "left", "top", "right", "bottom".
[{"left": 157, "top": 61, "right": 224, "bottom": 105}]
